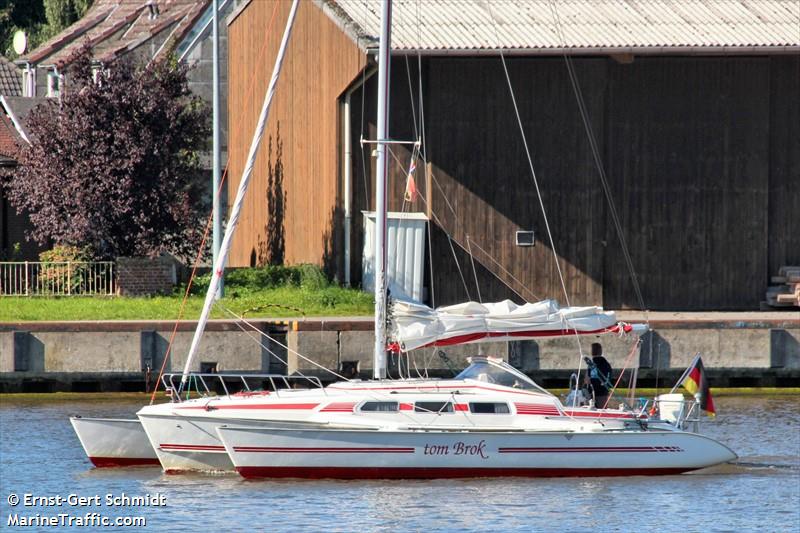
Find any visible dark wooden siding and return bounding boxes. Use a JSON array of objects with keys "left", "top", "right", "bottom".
[
  {"left": 227, "top": 0, "right": 363, "bottom": 268},
  {"left": 768, "top": 56, "right": 800, "bottom": 277},
  {"left": 603, "top": 57, "right": 772, "bottom": 309},
  {"left": 349, "top": 55, "right": 798, "bottom": 310}
]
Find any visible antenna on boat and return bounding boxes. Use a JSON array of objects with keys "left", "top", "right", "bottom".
[{"left": 372, "top": 0, "right": 392, "bottom": 380}]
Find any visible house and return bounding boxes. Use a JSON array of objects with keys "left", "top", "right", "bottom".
[
  {"left": 2, "top": 0, "right": 245, "bottom": 260},
  {"left": 0, "top": 57, "right": 44, "bottom": 259},
  {"left": 225, "top": 0, "right": 799, "bottom": 311},
  {"left": 13, "top": 0, "right": 242, "bottom": 148},
  {"left": 0, "top": 100, "right": 46, "bottom": 260}
]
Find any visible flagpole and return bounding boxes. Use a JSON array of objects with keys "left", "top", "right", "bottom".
[{"left": 669, "top": 352, "right": 700, "bottom": 394}]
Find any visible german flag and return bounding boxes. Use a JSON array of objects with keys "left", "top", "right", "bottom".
[{"left": 681, "top": 356, "right": 716, "bottom": 417}]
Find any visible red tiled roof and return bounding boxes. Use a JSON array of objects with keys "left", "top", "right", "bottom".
[
  {"left": 21, "top": 0, "right": 209, "bottom": 67},
  {"left": 0, "top": 114, "right": 21, "bottom": 160}
]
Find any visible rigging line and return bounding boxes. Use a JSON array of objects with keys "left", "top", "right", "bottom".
[
  {"left": 149, "top": 181, "right": 218, "bottom": 405},
  {"left": 466, "top": 235, "right": 483, "bottom": 302},
  {"left": 221, "top": 308, "right": 450, "bottom": 429},
  {"left": 149, "top": 0, "right": 284, "bottom": 404},
  {"left": 222, "top": 310, "right": 304, "bottom": 380},
  {"left": 427, "top": 164, "right": 459, "bottom": 228},
  {"left": 486, "top": 3, "right": 572, "bottom": 310},
  {"left": 358, "top": 0, "right": 371, "bottom": 209},
  {"left": 418, "top": 133, "right": 542, "bottom": 302},
  {"left": 416, "top": 191, "right": 537, "bottom": 303},
  {"left": 426, "top": 211, "right": 436, "bottom": 306},
  {"left": 600, "top": 338, "right": 640, "bottom": 411},
  {"left": 486, "top": 3, "right": 587, "bottom": 403},
  {"left": 410, "top": 177, "right": 472, "bottom": 300},
  {"left": 546, "top": 0, "right": 647, "bottom": 315},
  {"left": 413, "top": 0, "right": 436, "bottom": 308},
  {"left": 215, "top": 308, "right": 435, "bottom": 428},
  {"left": 405, "top": 56, "right": 419, "bottom": 140},
  {"left": 448, "top": 232, "right": 472, "bottom": 301},
  {"left": 216, "top": 304, "right": 354, "bottom": 383},
  {"left": 460, "top": 237, "right": 542, "bottom": 302}
]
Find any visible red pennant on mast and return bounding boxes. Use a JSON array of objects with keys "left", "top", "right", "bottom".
[{"left": 404, "top": 158, "right": 418, "bottom": 202}]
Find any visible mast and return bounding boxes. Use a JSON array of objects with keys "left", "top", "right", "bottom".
[
  {"left": 373, "top": 0, "right": 392, "bottom": 379},
  {"left": 180, "top": 0, "right": 300, "bottom": 387},
  {"left": 212, "top": 0, "right": 223, "bottom": 299}
]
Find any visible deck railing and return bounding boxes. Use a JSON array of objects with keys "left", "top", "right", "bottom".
[
  {"left": 0, "top": 261, "right": 116, "bottom": 297},
  {"left": 161, "top": 373, "right": 326, "bottom": 402}
]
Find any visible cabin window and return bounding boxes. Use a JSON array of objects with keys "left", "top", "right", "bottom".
[
  {"left": 414, "top": 401, "right": 453, "bottom": 414},
  {"left": 469, "top": 402, "right": 510, "bottom": 414},
  {"left": 360, "top": 401, "right": 398, "bottom": 412}
]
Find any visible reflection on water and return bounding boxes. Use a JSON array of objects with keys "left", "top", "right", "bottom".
[{"left": 1, "top": 396, "right": 798, "bottom": 532}]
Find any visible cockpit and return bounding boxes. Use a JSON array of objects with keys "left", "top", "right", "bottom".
[{"left": 455, "top": 357, "right": 550, "bottom": 395}]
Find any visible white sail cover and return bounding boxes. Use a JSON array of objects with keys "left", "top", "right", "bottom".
[{"left": 392, "top": 299, "right": 632, "bottom": 352}]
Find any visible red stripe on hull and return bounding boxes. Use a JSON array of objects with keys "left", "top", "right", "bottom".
[
  {"left": 498, "top": 446, "right": 682, "bottom": 453},
  {"left": 563, "top": 411, "right": 636, "bottom": 419},
  {"left": 177, "top": 403, "right": 319, "bottom": 411},
  {"left": 233, "top": 447, "right": 414, "bottom": 453},
  {"left": 235, "top": 466, "right": 693, "bottom": 479},
  {"left": 89, "top": 457, "right": 160, "bottom": 468},
  {"left": 159, "top": 444, "right": 226, "bottom": 451}
]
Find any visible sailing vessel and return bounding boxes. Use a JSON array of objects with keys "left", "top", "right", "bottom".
[
  {"left": 76, "top": 0, "right": 736, "bottom": 477},
  {"left": 136, "top": 0, "right": 735, "bottom": 477}
]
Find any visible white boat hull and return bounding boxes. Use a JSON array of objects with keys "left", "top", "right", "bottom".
[
  {"left": 217, "top": 426, "right": 737, "bottom": 479},
  {"left": 69, "top": 417, "right": 159, "bottom": 468},
  {"left": 137, "top": 414, "right": 234, "bottom": 472}
]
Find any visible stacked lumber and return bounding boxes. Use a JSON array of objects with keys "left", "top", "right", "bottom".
[{"left": 765, "top": 266, "right": 800, "bottom": 308}]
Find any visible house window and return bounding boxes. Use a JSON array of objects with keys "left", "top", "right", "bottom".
[
  {"left": 22, "top": 68, "right": 35, "bottom": 97},
  {"left": 414, "top": 401, "right": 453, "bottom": 414},
  {"left": 47, "top": 72, "right": 60, "bottom": 98},
  {"left": 469, "top": 402, "right": 510, "bottom": 414},
  {"left": 360, "top": 401, "right": 398, "bottom": 412}
]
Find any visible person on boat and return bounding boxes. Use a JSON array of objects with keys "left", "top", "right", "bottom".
[{"left": 585, "top": 342, "right": 613, "bottom": 409}]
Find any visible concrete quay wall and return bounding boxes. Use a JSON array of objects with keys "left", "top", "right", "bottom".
[{"left": 0, "top": 314, "right": 798, "bottom": 392}]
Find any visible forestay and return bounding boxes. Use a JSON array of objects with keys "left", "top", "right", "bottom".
[{"left": 392, "top": 299, "right": 636, "bottom": 351}]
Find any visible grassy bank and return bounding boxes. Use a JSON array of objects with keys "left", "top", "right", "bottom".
[
  {"left": 0, "top": 265, "right": 374, "bottom": 321},
  {"left": 0, "top": 287, "right": 373, "bottom": 321}
]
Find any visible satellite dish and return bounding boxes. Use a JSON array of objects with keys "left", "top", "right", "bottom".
[{"left": 13, "top": 30, "right": 27, "bottom": 55}]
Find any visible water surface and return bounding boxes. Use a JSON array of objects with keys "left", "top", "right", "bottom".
[{"left": 1, "top": 396, "right": 798, "bottom": 532}]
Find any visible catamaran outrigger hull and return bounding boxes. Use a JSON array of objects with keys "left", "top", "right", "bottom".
[
  {"left": 70, "top": 417, "right": 159, "bottom": 467},
  {"left": 137, "top": 413, "right": 234, "bottom": 472},
  {"left": 217, "top": 426, "right": 737, "bottom": 479}
]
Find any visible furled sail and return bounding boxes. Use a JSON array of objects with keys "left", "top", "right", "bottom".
[{"left": 391, "top": 299, "right": 640, "bottom": 351}]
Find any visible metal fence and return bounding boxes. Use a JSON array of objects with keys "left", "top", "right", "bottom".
[{"left": 0, "top": 261, "right": 116, "bottom": 296}]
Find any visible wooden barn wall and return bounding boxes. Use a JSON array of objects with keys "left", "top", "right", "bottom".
[
  {"left": 350, "top": 55, "right": 798, "bottom": 310},
  {"left": 602, "top": 57, "right": 772, "bottom": 309},
  {"left": 767, "top": 56, "right": 800, "bottom": 277},
  {"left": 227, "top": 0, "right": 363, "bottom": 269}
]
